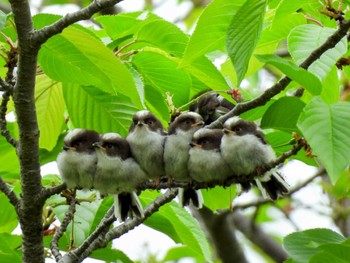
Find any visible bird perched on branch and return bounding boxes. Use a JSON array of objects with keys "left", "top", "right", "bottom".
[
  {"left": 190, "top": 91, "right": 234, "bottom": 125},
  {"left": 127, "top": 110, "right": 166, "bottom": 183},
  {"left": 188, "top": 128, "right": 233, "bottom": 184},
  {"left": 164, "top": 112, "right": 205, "bottom": 208},
  {"left": 93, "top": 133, "right": 147, "bottom": 221},
  {"left": 57, "top": 128, "right": 100, "bottom": 190},
  {"left": 221, "top": 117, "right": 289, "bottom": 200}
]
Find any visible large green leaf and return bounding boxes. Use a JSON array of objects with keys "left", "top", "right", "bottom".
[
  {"left": 261, "top": 96, "right": 306, "bottom": 132},
  {"left": 0, "top": 123, "right": 19, "bottom": 180},
  {"left": 256, "top": 54, "right": 321, "bottom": 95},
  {"left": 202, "top": 186, "right": 235, "bottom": 211},
  {"left": 63, "top": 84, "right": 139, "bottom": 136},
  {"left": 35, "top": 74, "right": 65, "bottom": 151},
  {"left": 0, "top": 233, "right": 22, "bottom": 263},
  {"left": 310, "top": 243, "right": 350, "bottom": 263},
  {"left": 226, "top": 0, "right": 267, "bottom": 85},
  {"left": 132, "top": 51, "right": 191, "bottom": 107},
  {"left": 135, "top": 19, "right": 188, "bottom": 57},
  {"left": 0, "top": 194, "right": 17, "bottom": 233},
  {"left": 91, "top": 248, "right": 133, "bottom": 263},
  {"left": 181, "top": 0, "right": 246, "bottom": 66},
  {"left": 142, "top": 191, "right": 213, "bottom": 263},
  {"left": 297, "top": 97, "right": 350, "bottom": 183},
  {"left": 283, "top": 228, "right": 345, "bottom": 262},
  {"left": 38, "top": 24, "right": 142, "bottom": 108},
  {"left": 259, "top": 13, "right": 306, "bottom": 48},
  {"left": 51, "top": 192, "right": 101, "bottom": 246},
  {"left": 288, "top": 24, "right": 347, "bottom": 81}
]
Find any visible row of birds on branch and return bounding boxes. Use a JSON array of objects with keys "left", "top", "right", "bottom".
[{"left": 56, "top": 93, "right": 290, "bottom": 222}]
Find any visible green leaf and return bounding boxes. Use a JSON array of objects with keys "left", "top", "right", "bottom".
[
  {"left": 310, "top": 243, "right": 350, "bottom": 263},
  {"left": 202, "top": 186, "right": 235, "bottom": 211},
  {"left": 256, "top": 54, "right": 321, "bottom": 95},
  {"left": 288, "top": 24, "right": 347, "bottom": 81},
  {"left": 226, "top": 0, "right": 267, "bottom": 85},
  {"left": 132, "top": 51, "right": 191, "bottom": 106},
  {"left": 261, "top": 96, "right": 306, "bottom": 132},
  {"left": 35, "top": 74, "right": 65, "bottom": 151},
  {"left": 136, "top": 19, "right": 188, "bottom": 57},
  {"left": 91, "top": 248, "right": 133, "bottom": 263},
  {"left": 0, "top": 194, "right": 18, "bottom": 233},
  {"left": 0, "top": 10, "right": 6, "bottom": 31},
  {"left": 297, "top": 97, "right": 350, "bottom": 183},
  {"left": 183, "top": 56, "right": 230, "bottom": 91},
  {"left": 0, "top": 233, "right": 22, "bottom": 263},
  {"left": 181, "top": 0, "right": 246, "bottom": 66},
  {"left": 320, "top": 66, "right": 340, "bottom": 104},
  {"left": 142, "top": 191, "right": 213, "bottom": 262},
  {"left": 63, "top": 84, "right": 139, "bottom": 136},
  {"left": 0, "top": 123, "right": 19, "bottom": 180},
  {"left": 259, "top": 13, "right": 306, "bottom": 48},
  {"left": 52, "top": 193, "right": 101, "bottom": 246},
  {"left": 284, "top": 228, "right": 346, "bottom": 262},
  {"left": 39, "top": 134, "right": 64, "bottom": 166},
  {"left": 38, "top": 24, "right": 142, "bottom": 108},
  {"left": 162, "top": 245, "right": 200, "bottom": 261}
]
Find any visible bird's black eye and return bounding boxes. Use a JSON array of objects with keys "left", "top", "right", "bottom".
[
  {"left": 105, "top": 143, "right": 114, "bottom": 149},
  {"left": 72, "top": 141, "right": 81, "bottom": 148},
  {"left": 133, "top": 119, "right": 138, "bottom": 125},
  {"left": 200, "top": 139, "right": 208, "bottom": 145},
  {"left": 233, "top": 126, "right": 241, "bottom": 132},
  {"left": 185, "top": 119, "right": 192, "bottom": 124},
  {"left": 146, "top": 119, "right": 153, "bottom": 125}
]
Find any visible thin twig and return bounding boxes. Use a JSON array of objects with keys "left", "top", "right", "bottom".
[
  {"left": 207, "top": 18, "right": 350, "bottom": 129},
  {"left": 33, "top": 0, "right": 124, "bottom": 46},
  {"left": 0, "top": 90, "right": 18, "bottom": 147},
  {"left": 0, "top": 176, "right": 20, "bottom": 211},
  {"left": 232, "top": 168, "right": 325, "bottom": 210},
  {"left": 39, "top": 183, "right": 67, "bottom": 203},
  {"left": 67, "top": 189, "right": 178, "bottom": 262},
  {"left": 50, "top": 195, "right": 77, "bottom": 261}
]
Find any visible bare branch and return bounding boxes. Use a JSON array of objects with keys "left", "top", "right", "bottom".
[
  {"left": 232, "top": 168, "right": 325, "bottom": 210},
  {"left": 232, "top": 210, "right": 288, "bottom": 262},
  {"left": 51, "top": 196, "right": 78, "bottom": 261},
  {"left": 1, "top": 91, "right": 18, "bottom": 147},
  {"left": 39, "top": 183, "right": 67, "bottom": 203},
  {"left": 62, "top": 189, "right": 178, "bottom": 262},
  {"left": 207, "top": 19, "right": 350, "bottom": 129},
  {"left": 33, "top": 0, "right": 123, "bottom": 46},
  {"left": 0, "top": 176, "right": 20, "bottom": 211}
]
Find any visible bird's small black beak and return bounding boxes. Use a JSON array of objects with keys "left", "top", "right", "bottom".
[
  {"left": 189, "top": 142, "right": 200, "bottom": 148},
  {"left": 223, "top": 128, "right": 235, "bottom": 135},
  {"left": 192, "top": 121, "right": 205, "bottom": 128},
  {"left": 137, "top": 121, "right": 144, "bottom": 127},
  {"left": 63, "top": 145, "right": 75, "bottom": 151},
  {"left": 92, "top": 142, "right": 101, "bottom": 148}
]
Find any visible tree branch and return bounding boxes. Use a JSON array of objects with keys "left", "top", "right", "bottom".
[
  {"left": 0, "top": 176, "right": 20, "bottom": 211},
  {"left": 51, "top": 196, "right": 78, "bottom": 262},
  {"left": 33, "top": 0, "right": 123, "bottom": 46},
  {"left": 0, "top": 90, "right": 18, "bottom": 147},
  {"left": 192, "top": 207, "right": 248, "bottom": 263},
  {"left": 232, "top": 210, "right": 288, "bottom": 262},
  {"left": 39, "top": 183, "right": 67, "bottom": 203},
  {"left": 61, "top": 189, "right": 178, "bottom": 262},
  {"left": 207, "top": 19, "right": 350, "bottom": 129}
]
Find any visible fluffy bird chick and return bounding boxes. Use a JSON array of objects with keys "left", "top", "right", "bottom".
[
  {"left": 221, "top": 117, "right": 289, "bottom": 200},
  {"left": 127, "top": 110, "right": 166, "bottom": 181},
  {"left": 190, "top": 91, "right": 234, "bottom": 125},
  {"left": 93, "top": 133, "right": 147, "bottom": 221},
  {"left": 188, "top": 128, "right": 232, "bottom": 184},
  {"left": 164, "top": 112, "right": 204, "bottom": 208},
  {"left": 57, "top": 128, "right": 100, "bottom": 190}
]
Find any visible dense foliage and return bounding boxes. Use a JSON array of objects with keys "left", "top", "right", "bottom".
[{"left": 1, "top": 0, "right": 350, "bottom": 262}]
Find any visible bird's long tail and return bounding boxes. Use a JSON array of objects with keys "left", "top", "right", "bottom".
[
  {"left": 178, "top": 188, "right": 204, "bottom": 209},
  {"left": 114, "top": 192, "right": 144, "bottom": 222},
  {"left": 255, "top": 169, "right": 289, "bottom": 200}
]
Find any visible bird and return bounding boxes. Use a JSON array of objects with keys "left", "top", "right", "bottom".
[
  {"left": 221, "top": 116, "right": 289, "bottom": 200},
  {"left": 126, "top": 110, "right": 166, "bottom": 182},
  {"left": 190, "top": 91, "right": 234, "bottom": 125},
  {"left": 93, "top": 133, "right": 148, "bottom": 221},
  {"left": 164, "top": 112, "right": 205, "bottom": 208},
  {"left": 56, "top": 128, "right": 100, "bottom": 190},
  {"left": 188, "top": 128, "right": 233, "bottom": 184}
]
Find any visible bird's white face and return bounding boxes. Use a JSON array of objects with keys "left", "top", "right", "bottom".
[{"left": 129, "top": 110, "right": 164, "bottom": 135}]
